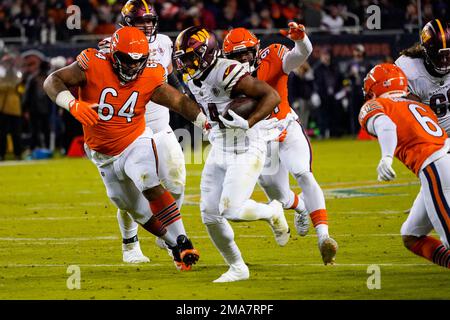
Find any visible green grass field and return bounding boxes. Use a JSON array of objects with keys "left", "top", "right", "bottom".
[{"left": 0, "top": 138, "right": 449, "bottom": 300}]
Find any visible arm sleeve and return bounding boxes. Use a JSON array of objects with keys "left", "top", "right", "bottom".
[
  {"left": 282, "top": 35, "right": 313, "bottom": 74},
  {"left": 369, "top": 114, "right": 397, "bottom": 158}
]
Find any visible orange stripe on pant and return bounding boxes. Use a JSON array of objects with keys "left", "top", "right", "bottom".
[{"left": 289, "top": 194, "right": 299, "bottom": 210}]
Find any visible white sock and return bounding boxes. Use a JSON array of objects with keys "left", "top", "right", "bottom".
[
  {"left": 223, "top": 199, "right": 275, "bottom": 222},
  {"left": 164, "top": 220, "right": 187, "bottom": 247},
  {"left": 295, "top": 172, "right": 326, "bottom": 213},
  {"left": 117, "top": 209, "right": 139, "bottom": 240},
  {"left": 205, "top": 221, "right": 245, "bottom": 266},
  {"left": 316, "top": 224, "right": 329, "bottom": 242}
]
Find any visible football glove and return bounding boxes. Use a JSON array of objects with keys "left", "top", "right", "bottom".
[
  {"left": 377, "top": 156, "right": 396, "bottom": 181},
  {"left": 193, "top": 112, "right": 211, "bottom": 131},
  {"left": 98, "top": 38, "right": 111, "bottom": 54},
  {"left": 219, "top": 110, "right": 250, "bottom": 130},
  {"left": 69, "top": 99, "right": 99, "bottom": 127},
  {"left": 280, "top": 22, "right": 306, "bottom": 41}
]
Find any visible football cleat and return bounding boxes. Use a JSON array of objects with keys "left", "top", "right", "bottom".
[
  {"left": 169, "top": 235, "right": 200, "bottom": 271},
  {"left": 268, "top": 200, "right": 290, "bottom": 246},
  {"left": 319, "top": 237, "right": 338, "bottom": 265},
  {"left": 213, "top": 263, "right": 250, "bottom": 283},
  {"left": 294, "top": 210, "right": 310, "bottom": 236},
  {"left": 122, "top": 242, "right": 150, "bottom": 264}
]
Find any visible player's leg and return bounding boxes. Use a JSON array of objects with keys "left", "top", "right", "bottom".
[
  {"left": 281, "top": 121, "right": 337, "bottom": 264},
  {"left": 220, "top": 147, "right": 290, "bottom": 246},
  {"left": 411, "top": 160, "right": 450, "bottom": 268},
  {"left": 93, "top": 160, "right": 155, "bottom": 264},
  {"left": 118, "top": 130, "right": 187, "bottom": 254},
  {"left": 124, "top": 136, "right": 198, "bottom": 269},
  {"left": 399, "top": 188, "right": 446, "bottom": 266},
  {"left": 153, "top": 129, "right": 186, "bottom": 209},
  {"left": 258, "top": 150, "right": 310, "bottom": 236},
  {"left": 200, "top": 149, "right": 249, "bottom": 282},
  {"left": 116, "top": 209, "right": 149, "bottom": 263}
]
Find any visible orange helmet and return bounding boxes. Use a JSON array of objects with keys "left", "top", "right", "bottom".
[
  {"left": 110, "top": 26, "right": 149, "bottom": 83},
  {"left": 363, "top": 63, "right": 408, "bottom": 99},
  {"left": 223, "top": 28, "right": 260, "bottom": 68}
]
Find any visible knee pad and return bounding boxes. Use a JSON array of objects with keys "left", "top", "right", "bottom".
[
  {"left": 162, "top": 179, "right": 185, "bottom": 196},
  {"left": 294, "top": 171, "right": 314, "bottom": 186},
  {"left": 201, "top": 210, "right": 223, "bottom": 225},
  {"left": 109, "top": 195, "right": 127, "bottom": 211}
]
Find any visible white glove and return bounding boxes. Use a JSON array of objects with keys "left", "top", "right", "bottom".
[
  {"left": 377, "top": 156, "right": 396, "bottom": 181},
  {"left": 219, "top": 110, "right": 249, "bottom": 130},
  {"left": 98, "top": 38, "right": 111, "bottom": 54}
]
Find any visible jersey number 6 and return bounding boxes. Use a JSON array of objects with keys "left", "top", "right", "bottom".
[{"left": 409, "top": 104, "right": 443, "bottom": 137}]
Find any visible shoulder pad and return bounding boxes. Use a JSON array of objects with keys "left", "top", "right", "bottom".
[
  {"left": 76, "top": 48, "right": 106, "bottom": 71},
  {"left": 395, "top": 55, "right": 423, "bottom": 81}
]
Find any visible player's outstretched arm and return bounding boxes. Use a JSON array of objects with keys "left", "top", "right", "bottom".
[
  {"left": 232, "top": 75, "right": 280, "bottom": 128},
  {"left": 280, "top": 22, "right": 313, "bottom": 74},
  {"left": 43, "top": 62, "right": 99, "bottom": 127},
  {"left": 151, "top": 83, "right": 209, "bottom": 129}
]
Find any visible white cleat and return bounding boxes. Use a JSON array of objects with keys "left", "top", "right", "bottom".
[
  {"left": 268, "top": 200, "right": 290, "bottom": 246},
  {"left": 294, "top": 210, "right": 310, "bottom": 236},
  {"left": 318, "top": 237, "right": 338, "bottom": 265},
  {"left": 122, "top": 242, "right": 150, "bottom": 264},
  {"left": 213, "top": 263, "right": 250, "bottom": 283}
]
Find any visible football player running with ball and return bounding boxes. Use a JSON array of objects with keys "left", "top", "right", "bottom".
[
  {"left": 44, "top": 27, "right": 210, "bottom": 271},
  {"left": 223, "top": 23, "right": 338, "bottom": 264},
  {"left": 359, "top": 63, "right": 450, "bottom": 269},
  {"left": 174, "top": 27, "right": 290, "bottom": 282},
  {"left": 98, "top": 0, "right": 189, "bottom": 264}
]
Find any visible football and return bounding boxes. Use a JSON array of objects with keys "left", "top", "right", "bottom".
[{"left": 222, "top": 97, "right": 258, "bottom": 120}]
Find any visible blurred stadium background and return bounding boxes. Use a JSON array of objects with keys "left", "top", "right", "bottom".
[{"left": 1, "top": 0, "right": 448, "bottom": 160}]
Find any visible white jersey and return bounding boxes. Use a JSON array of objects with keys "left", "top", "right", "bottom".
[
  {"left": 186, "top": 58, "right": 251, "bottom": 153},
  {"left": 145, "top": 34, "right": 173, "bottom": 133},
  {"left": 395, "top": 55, "right": 450, "bottom": 133},
  {"left": 99, "top": 33, "right": 173, "bottom": 133}
]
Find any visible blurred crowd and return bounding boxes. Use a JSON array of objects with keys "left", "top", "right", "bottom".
[
  {"left": 1, "top": 0, "right": 444, "bottom": 160},
  {"left": 0, "top": 49, "right": 83, "bottom": 160},
  {"left": 0, "top": 41, "right": 390, "bottom": 160},
  {"left": 0, "top": 0, "right": 449, "bottom": 43}
]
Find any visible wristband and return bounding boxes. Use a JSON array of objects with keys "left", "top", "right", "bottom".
[{"left": 55, "top": 90, "right": 76, "bottom": 111}]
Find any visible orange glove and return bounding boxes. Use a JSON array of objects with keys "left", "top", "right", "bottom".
[
  {"left": 280, "top": 22, "right": 306, "bottom": 41},
  {"left": 69, "top": 99, "right": 99, "bottom": 127},
  {"left": 277, "top": 129, "right": 287, "bottom": 142}
]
